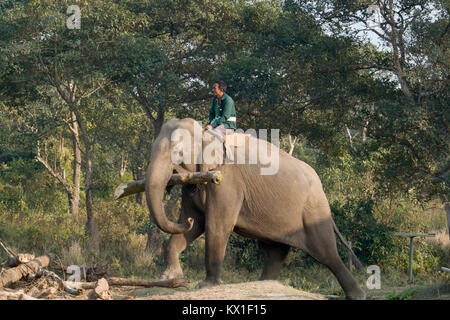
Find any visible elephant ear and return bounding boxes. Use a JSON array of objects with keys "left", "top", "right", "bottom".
[{"left": 200, "top": 129, "right": 225, "bottom": 172}]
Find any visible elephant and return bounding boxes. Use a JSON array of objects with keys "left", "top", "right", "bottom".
[{"left": 145, "top": 118, "right": 366, "bottom": 300}]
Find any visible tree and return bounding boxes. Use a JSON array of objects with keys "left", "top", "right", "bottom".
[
  {"left": 0, "top": 0, "right": 140, "bottom": 249},
  {"left": 300, "top": 0, "right": 449, "bottom": 199}
]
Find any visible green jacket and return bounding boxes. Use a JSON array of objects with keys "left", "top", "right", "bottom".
[{"left": 209, "top": 93, "right": 236, "bottom": 129}]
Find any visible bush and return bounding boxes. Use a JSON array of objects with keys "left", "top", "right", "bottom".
[
  {"left": 331, "top": 198, "right": 396, "bottom": 265},
  {"left": 227, "top": 234, "right": 263, "bottom": 272},
  {"left": 385, "top": 288, "right": 416, "bottom": 300}
]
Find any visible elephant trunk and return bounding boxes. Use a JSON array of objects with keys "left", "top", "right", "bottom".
[{"left": 145, "top": 148, "right": 193, "bottom": 234}]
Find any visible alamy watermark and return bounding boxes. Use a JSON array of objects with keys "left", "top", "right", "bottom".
[
  {"left": 67, "top": 5, "right": 81, "bottom": 30},
  {"left": 66, "top": 264, "right": 88, "bottom": 282},
  {"left": 366, "top": 265, "right": 381, "bottom": 289},
  {"left": 170, "top": 125, "right": 280, "bottom": 175}
]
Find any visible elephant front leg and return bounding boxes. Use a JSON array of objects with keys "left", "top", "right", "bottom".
[
  {"left": 195, "top": 181, "right": 243, "bottom": 289},
  {"left": 196, "top": 223, "right": 233, "bottom": 289},
  {"left": 161, "top": 206, "right": 205, "bottom": 280},
  {"left": 196, "top": 230, "right": 229, "bottom": 289},
  {"left": 160, "top": 234, "right": 187, "bottom": 280}
]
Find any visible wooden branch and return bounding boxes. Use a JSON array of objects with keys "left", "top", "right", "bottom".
[
  {"left": 0, "top": 239, "right": 16, "bottom": 257},
  {"left": 66, "top": 277, "right": 189, "bottom": 290},
  {"left": 0, "top": 254, "right": 54, "bottom": 288},
  {"left": 108, "top": 277, "right": 189, "bottom": 288},
  {"left": 80, "top": 86, "right": 101, "bottom": 100},
  {"left": 131, "top": 89, "right": 157, "bottom": 123},
  {"left": 114, "top": 171, "right": 225, "bottom": 200},
  {"left": 288, "top": 134, "right": 297, "bottom": 156},
  {"left": 36, "top": 154, "right": 73, "bottom": 194}
]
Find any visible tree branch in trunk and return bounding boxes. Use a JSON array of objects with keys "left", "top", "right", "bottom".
[{"left": 114, "top": 171, "right": 225, "bottom": 200}]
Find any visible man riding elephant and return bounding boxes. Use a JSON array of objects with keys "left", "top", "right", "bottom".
[{"left": 205, "top": 80, "right": 236, "bottom": 137}]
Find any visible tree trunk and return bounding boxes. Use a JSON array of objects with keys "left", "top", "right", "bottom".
[
  {"left": 145, "top": 227, "right": 159, "bottom": 253},
  {"left": 165, "top": 186, "right": 181, "bottom": 219},
  {"left": 85, "top": 187, "right": 99, "bottom": 251},
  {"left": 134, "top": 165, "right": 144, "bottom": 206},
  {"left": 445, "top": 202, "right": 450, "bottom": 241},
  {"left": 120, "top": 152, "right": 128, "bottom": 177},
  {"left": 71, "top": 111, "right": 81, "bottom": 215},
  {"left": 59, "top": 135, "right": 65, "bottom": 180},
  {"left": 72, "top": 107, "right": 99, "bottom": 251}
]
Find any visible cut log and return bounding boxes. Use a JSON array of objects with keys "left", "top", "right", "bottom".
[
  {"left": 88, "top": 278, "right": 111, "bottom": 300},
  {"left": 66, "top": 277, "right": 189, "bottom": 290},
  {"left": 1, "top": 253, "right": 35, "bottom": 269},
  {"left": 0, "top": 254, "right": 54, "bottom": 288},
  {"left": 114, "top": 171, "right": 225, "bottom": 200},
  {"left": 107, "top": 277, "right": 189, "bottom": 288}
]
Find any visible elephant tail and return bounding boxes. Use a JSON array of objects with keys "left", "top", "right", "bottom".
[{"left": 332, "top": 219, "right": 364, "bottom": 271}]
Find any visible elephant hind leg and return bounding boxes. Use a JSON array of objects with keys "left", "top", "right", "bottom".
[
  {"left": 258, "top": 241, "right": 290, "bottom": 280},
  {"left": 302, "top": 217, "right": 366, "bottom": 300}
]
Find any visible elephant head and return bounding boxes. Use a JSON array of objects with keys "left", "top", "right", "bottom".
[
  {"left": 146, "top": 118, "right": 229, "bottom": 234},
  {"left": 145, "top": 119, "right": 198, "bottom": 234}
]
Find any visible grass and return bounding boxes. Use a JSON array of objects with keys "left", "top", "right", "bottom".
[
  {"left": 1, "top": 193, "right": 448, "bottom": 300},
  {"left": 1, "top": 222, "right": 448, "bottom": 300}
]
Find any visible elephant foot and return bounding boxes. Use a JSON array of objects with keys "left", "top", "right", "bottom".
[
  {"left": 160, "top": 266, "right": 184, "bottom": 280},
  {"left": 195, "top": 279, "right": 220, "bottom": 289}
]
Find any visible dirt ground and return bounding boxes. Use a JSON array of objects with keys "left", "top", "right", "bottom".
[{"left": 122, "top": 280, "right": 327, "bottom": 300}]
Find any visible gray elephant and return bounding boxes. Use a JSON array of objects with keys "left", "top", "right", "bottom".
[{"left": 145, "top": 118, "right": 366, "bottom": 300}]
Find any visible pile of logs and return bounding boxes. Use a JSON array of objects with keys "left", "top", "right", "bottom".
[{"left": 0, "top": 244, "right": 188, "bottom": 300}]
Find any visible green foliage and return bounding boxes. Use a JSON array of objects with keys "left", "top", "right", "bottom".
[
  {"left": 332, "top": 198, "right": 396, "bottom": 265},
  {"left": 227, "top": 234, "right": 263, "bottom": 272},
  {"left": 385, "top": 288, "right": 416, "bottom": 300}
]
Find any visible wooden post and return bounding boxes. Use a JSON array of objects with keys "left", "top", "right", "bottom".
[
  {"left": 408, "top": 236, "right": 414, "bottom": 282},
  {"left": 391, "top": 232, "right": 435, "bottom": 283}
]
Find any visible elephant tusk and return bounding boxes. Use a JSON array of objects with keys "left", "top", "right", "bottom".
[{"left": 186, "top": 217, "right": 194, "bottom": 231}]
